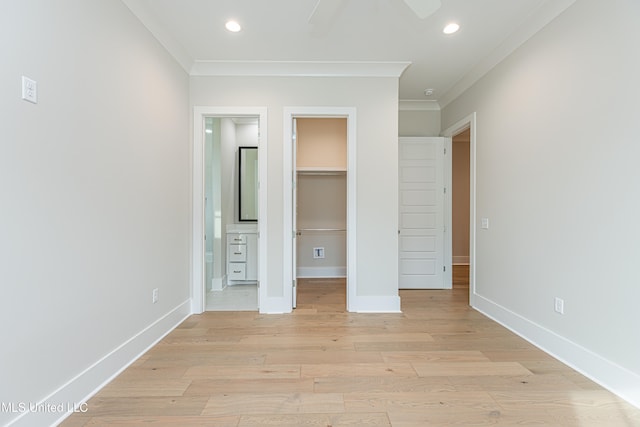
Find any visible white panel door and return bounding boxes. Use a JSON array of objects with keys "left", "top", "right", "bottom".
[{"left": 399, "top": 137, "right": 445, "bottom": 289}]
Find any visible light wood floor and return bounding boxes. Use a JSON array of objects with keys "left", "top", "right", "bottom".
[{"left": 61, "top": 267, "right": 640, "bottom": 426}]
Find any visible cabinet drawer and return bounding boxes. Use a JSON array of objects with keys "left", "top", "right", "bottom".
[
  {"left": 228, "top": 263, "right": 246, "bottom": 280},
  {"left": 228, "top": 244, "right": 247, "bottom": 262},
  {"left": 228, "top": 234, "right": 247, "bottom": 244}
]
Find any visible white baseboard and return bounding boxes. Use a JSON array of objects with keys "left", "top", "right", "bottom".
[
  {"left": 296, "top": 266, "right": 346, "bottom": 278},
  {"left": 452, "top": 256, "right": 469, "bottom": 264},
  {"left": 211, "top": 277, "right": 225, "bottom": 291},
  {"left": 472, "top": 293, "right": 640, "bottom": 409},
  {"left": 349, "top": 295, "right": 401, "bottom": 313},
  {"left": 7, "top": 300, "right": 192, "bottom": 427},
  {"left": 260, "top": 296, "right": 292, "bottom": 314}
]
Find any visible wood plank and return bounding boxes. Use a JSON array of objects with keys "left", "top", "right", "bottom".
[
  {"left": 412, "top": 361, "right": 533, "bottom": 377},
  {"left": 381, "top": 350, "right": 490, "bottom": 363},
  {"left": 139, "top": 352, "right": 266, "bottom": 367},
  {"left": 313, "top": 376, "right": 455, "bottom": 393},
  {"left": 184, "top": 378, "right": 315, "bottom": 395},
  {"left": 81, "top": 416, "right": 239, "bottom": 426},
  {"left": 266, "top": 349, "right": 383, "bottom": 365},
  {"left": 98, "top": 378, "right": 192, "bottom": 397},
  {"left": 301, "top": 363, "right": 417, "bottom": 378},
  {"left": 183, "top": 364, "right": 300, "bottom": 380},
  {"left": 238, "top": 412, "right": 391, "bottom": 426},
  {"left": 448, "top": 373, "right": 582, "bottom": 392},
  {"left": 387, "top": 409, "right": 559, "bottom": 426},
  {"left": 202, "top": 392, "right": 345, "bottom": 416},
  {"left": 343, "top": 391, "right": 499, "bottom": 412},
  {"left": 75, "top": 396, "right": 208, "bottom": 417}
]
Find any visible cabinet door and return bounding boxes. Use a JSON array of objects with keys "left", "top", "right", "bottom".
[
  {"left": 229, "top": 244, "right": 247, "bottom": 262},
  {"left": 228, "top": 263, "right": 246, "bottom": 280},
  {"left": 228, "top": 234, "right": 247, "bottom": 244}
]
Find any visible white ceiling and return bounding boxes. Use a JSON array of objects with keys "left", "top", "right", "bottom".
[{"left": 123, "top": 0, "right": 574, "bottom": 106}]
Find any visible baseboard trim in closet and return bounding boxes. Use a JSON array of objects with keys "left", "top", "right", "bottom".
[{"left": 297, "top": 266, "right": 346, "bottom": 278}]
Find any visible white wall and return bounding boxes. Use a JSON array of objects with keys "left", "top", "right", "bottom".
[
  {"left": 221, "top": 118, "right": 238, "bottom": 233},
  {"left": 442, "top": 0, "right": 640, "bottom": 406},
  {"left": 191, "top": 76, "right": 399, "bottom": 304},
  {"left": 235, "top": 122, "right": 260, "bottom": 147},
  {"left": 0, "top": 1, "right": 190, "bottom": 425},
  {"left": 399, "top": 109, "right": 441, "bottom": 136}
]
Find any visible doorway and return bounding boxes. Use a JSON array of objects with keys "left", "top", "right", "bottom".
[
  {"left": 204, "top": 117, "right": 259, "bottom": 311},
  {"left": 443, "top": 113, "right": 476, "bottom": 305},
  {"left": 283, "top": 107, "right": 357, "bottom": 312},
  {"left": 451, "top": 128, "right": 471, "bottom": 298},
  {"left": 294, "top": 118, "right": 347, "bottom": 309},
  {"left": 191, "top": 107, "right": 268, "bottom": 314}
]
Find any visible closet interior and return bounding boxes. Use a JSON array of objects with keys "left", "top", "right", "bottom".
[{"left": 295, "top": 118, "right": 347, "bottom": 298}]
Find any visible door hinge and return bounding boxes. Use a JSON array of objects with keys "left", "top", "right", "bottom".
[
  {"left": 444, "top": 187, "right": 447, "bottom": 194},
  {"left": 444, "top": 147, "right": 447, "bottom": 155},
  {"left": 293, "top": 279, "right": 296, "bottom": 288},
  {"left": 443, "top": 266, "right": 446, "bottom": 272}
]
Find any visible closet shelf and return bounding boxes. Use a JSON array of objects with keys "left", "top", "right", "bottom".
[{"left": 296, "top": 167, "right": 346, "bottom": 175}]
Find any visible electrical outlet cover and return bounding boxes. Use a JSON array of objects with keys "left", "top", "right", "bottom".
[{"left": 22, "top": 76, "right": 37, "bottom": 104}]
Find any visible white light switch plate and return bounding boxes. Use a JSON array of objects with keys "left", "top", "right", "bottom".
[
  {"left": 481, "top": 218, "right": 489, "bottom": 229},
  {"left": 22, "top": 76, "right": 38, "bottom": 104}
]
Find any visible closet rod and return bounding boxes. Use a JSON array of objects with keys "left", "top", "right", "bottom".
[{"left": 298, "top": 228, "right": 346, "bottom": 232}]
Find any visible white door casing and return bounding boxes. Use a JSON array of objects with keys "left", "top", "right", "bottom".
[
  {"left": 283, "top": 107, "right": 357, "bottom": 312},
  {"left": 292, "top": 118, "right": 298, "bottom": 309},
  {"left": 442, "top": 112, "right": 476, "bottom": 303},
  {"left": 399, "top": 137, "right": 449, "bottom": 289}
]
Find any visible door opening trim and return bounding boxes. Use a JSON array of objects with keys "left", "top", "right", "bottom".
[{"left": 283, "top": 107, "right": 357, "bottom": 312}]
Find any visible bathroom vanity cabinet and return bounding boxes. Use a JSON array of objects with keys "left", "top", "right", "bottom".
[{"left": 226, "top": 225, "right": 257, "bottom": 284}]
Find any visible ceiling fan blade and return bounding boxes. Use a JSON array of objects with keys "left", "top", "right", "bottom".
[{"left": 402, "top": 0, "right": 442, "bottom": 19}]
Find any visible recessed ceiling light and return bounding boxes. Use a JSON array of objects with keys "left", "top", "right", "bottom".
[
  {"left": 443, "top": 22, "right": 460, "bottom": 34},
  {"left": 225, "top": 20, "right": 242, "bottom": 32}
]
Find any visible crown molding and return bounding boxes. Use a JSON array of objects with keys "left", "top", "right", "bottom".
[
  {"left": 190, "top": 60, "right": 411, "bottom": 78},
  {"left": 399, "top": 99, "right": 441, "bottom": 111},
  {"left": 439, "top": 0, "right": 577, "bottom": 108}
]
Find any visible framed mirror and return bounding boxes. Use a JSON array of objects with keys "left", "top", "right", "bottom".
[{"left": 238, "top": 146, "right": 258, "bottom": 222}]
